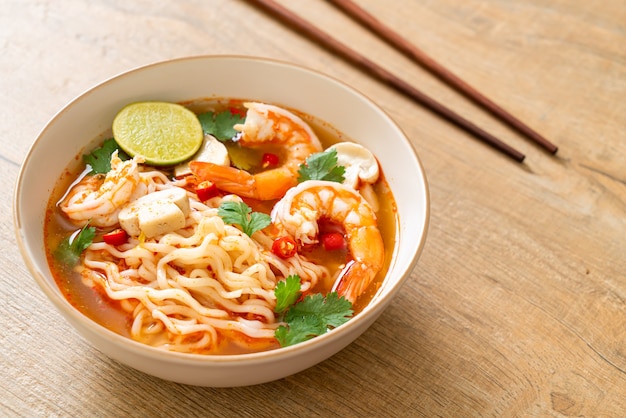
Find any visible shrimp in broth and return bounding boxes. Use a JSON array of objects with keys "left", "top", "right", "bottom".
[
  {"left": 59, "top": 152, "right": 146, "bottom": 227},
  {"left": 271, "top": 180, "right": 384, "bottom": 303},
  {"left": 190, "top": 102, "right": 323, "bottom": 200}
]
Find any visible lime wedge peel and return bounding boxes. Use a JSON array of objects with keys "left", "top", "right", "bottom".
[{"left": 112, "top": 101, "right": 204, "bottom": 166}]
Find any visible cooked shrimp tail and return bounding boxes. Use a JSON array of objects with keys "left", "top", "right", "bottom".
[
  {"left": 189, "top": 161, "right": 297, "bottom": 201},
  {"left": 332, "top": 224, "right": 384, "bottom": 302}
]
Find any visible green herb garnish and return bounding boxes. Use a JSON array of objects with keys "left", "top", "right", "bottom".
[
  {"left": 54, "top": 223, "right": 96, "bottom": 267},
  {"left": 198, "top": 110, "right": 245, "bottom": 142},
  {"left": 297, "top": 149, "right": 345, "bottom": 183},
  {"left": 217, "top": 201, "right": 271, "bottom": 237},
  {"left": 82, "top": 138, "right": 129, "bottom": 174},
  {"left": 274, "top": 275, "right": 302, "bottom": 314},
  {"left": 274, "top": 275, "right": 353, "bottom": 347}
]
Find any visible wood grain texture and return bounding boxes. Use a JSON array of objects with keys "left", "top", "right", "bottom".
[{"left": 2, "top": 0, "right": 625, "bottom": 416}]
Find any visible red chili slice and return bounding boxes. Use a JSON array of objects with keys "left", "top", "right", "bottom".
[
  {"left": 321, "top": 232, "right": 346, "bottom": 251},
  {"left": 271, "top": 236, "right": 298, "bottom": 259},
  {"left": 103, "top": 229, "right": 128, "bottom": 246},
  {"left": 261, "top": 153, "right": 280, "bottom": 168},
  {"left": 196, "top": 180, "right": 219, "bottom": 201},
  {"left": 228, "top": 106, "right": 247, "bottom": 117}
]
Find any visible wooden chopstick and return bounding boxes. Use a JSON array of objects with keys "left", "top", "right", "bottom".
[
  {"left": 247, "top": 0, "right": 526, "bottom": 162},
  {"left": 328, "top": 0, "right": 558, "bottom": 154}
]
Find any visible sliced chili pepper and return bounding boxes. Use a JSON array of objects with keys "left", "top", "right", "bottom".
[
  {"left": 261, "top": 152, "right": 280, "bottom": 168},
  {"left": 228, "top": 106, "right": 247, "bottom": 117},
  {"left": 103, "top": 229, "right": 128, "bottom": 246},
  {"left": 272, "top": 236, "right": 298, "bottom": 259},
  {"left": 196, "top": 180, "right": 219, "bottom": 201},
  {"left": 321, "top": 232, "right": 346, "bottom": 251}
]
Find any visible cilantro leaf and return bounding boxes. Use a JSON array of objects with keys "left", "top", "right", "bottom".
[
  {"left": 198, "top": 110, "right": 245, "bottom": 142},
  {"left": 273, "top": 274, "right": 353, "bottom": 347},
  {"left": 83, "top": 138, "right": 129, "bottom": 174},
  {"left": 285, "top": 292, "right": 353, "bottom": 329},
  {"left": 275, "top": 315, "right": 323, "bottom": 347},
  {"left": 218, "top": 201, "right": 271, "bottom": 237},
  {"left": 297, "top": 149, "right": 345, "bottom": 183},
  {"left": 274, "top": 275, "right": 302, "bottom": 314},
  {"left": 54, "top": 224, "right": 96, "bottom": 267}
]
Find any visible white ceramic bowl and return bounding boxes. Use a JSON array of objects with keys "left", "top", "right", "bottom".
[{"left": 14, "top": 55, "right": 429, "bottom": 387}]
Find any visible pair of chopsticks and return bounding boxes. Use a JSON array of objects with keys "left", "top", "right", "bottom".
[{"left": 248, "top": 0, "right": 559, "bottom": 163}]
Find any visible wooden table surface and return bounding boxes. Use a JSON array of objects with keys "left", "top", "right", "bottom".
[{"left": 2, "top": 0, "right": 625, "bottom": 416}]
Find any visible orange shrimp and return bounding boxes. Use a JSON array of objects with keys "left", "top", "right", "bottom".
[
  {"left": 189, "top": 102, "right": 323, "bottom": 200},
  {"left": 271, "top": 180, "right": 384, "bottom": 303}
]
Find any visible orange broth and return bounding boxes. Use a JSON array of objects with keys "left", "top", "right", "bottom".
[{"left": 43, "top": 99, "right": 397, "bottom": 354}]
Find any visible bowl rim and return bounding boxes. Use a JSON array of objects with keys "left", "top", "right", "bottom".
[{"left": 13, "top": 54, "right": 430, "bottom": 365}]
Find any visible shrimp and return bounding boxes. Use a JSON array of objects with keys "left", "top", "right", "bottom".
[
  {"left": 271, "top": 180, "right": 384, "bottom": 303},
  {"left": 189, "top": 102, "right": 323, "bottom": 200},
  {"left": 60, "top": 151, "right": 144, "bottom": 227}
]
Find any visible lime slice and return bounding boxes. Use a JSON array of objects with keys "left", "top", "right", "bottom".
[{"left": 112, "top": 101, "right": 204, "bottom": 166}]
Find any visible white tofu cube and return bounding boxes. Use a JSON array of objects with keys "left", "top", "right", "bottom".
[{"left": 119, "top": 187, "right": 190, "bottom": 238}]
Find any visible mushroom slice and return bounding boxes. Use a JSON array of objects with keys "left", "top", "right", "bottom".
[
  {"left": 328, "top": 142, "right": 379, "bottom": 189},
  {"left": 174, "top": 134, "right": 230, "bottom": 178}
]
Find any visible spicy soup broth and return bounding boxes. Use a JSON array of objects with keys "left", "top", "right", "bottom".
[{"left": 44, "top": 98, "right": 397, "bottom": 354}]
